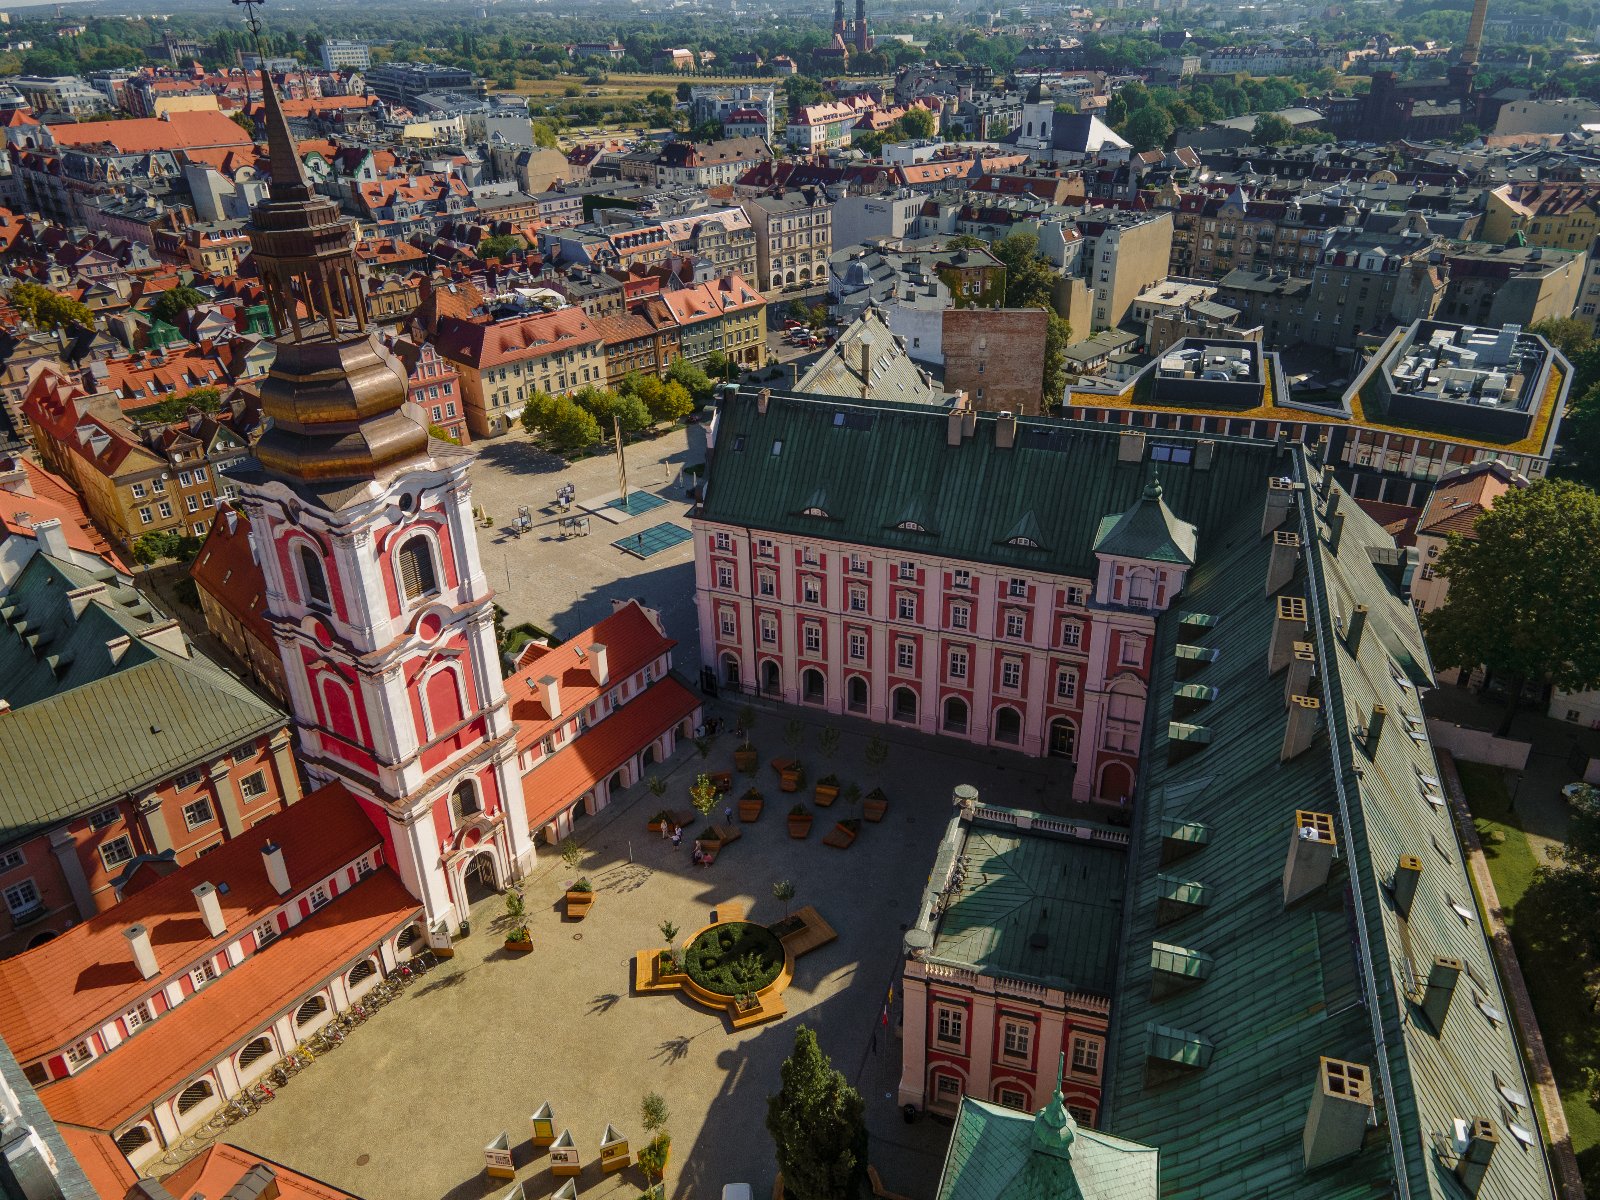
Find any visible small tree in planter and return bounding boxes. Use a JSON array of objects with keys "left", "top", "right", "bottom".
[
  {"left": 865, "top": 734, "right": 889, "bottom": 781},
  {"left": 658, "top": 920, "right": 680, "bottom": 977},
  {"left": 639, "top": 1092, "right": 671, "bottom": 1187},
  {"left": 689, "top": 774, "right": 719, "bottom": 824},
  {"left": 813, "top": 773, "right": 841, "bottom": 806},
  {"left": 734, "top": 709, "right": 759, "bottom": 774},
  {"left": 503, "top": 888, "right": 532, "bottom": 952},
  {"left": 784, "top": 718, "right": 806, "bottom": 756},
  {"left": 787, "top": 803, "right": 812, "bottom": 839},
  {"left": 693, "top": 735, "right": 711, "bottom": 759},
  {"left": 773, "top": 879, "right": 796, "bottom": 917},
  {"left": 818, "top": 726, "right": 840, "bottom": 762},
  {"left": 739, "top": 786, "right": 764, "bottom": 821},
  {"left": 737, "top": 704, "right": 756, "bottom": 739},
  {"left": 647, "top": 776, "right": 667, "bottom": 797},
  {"left": 560, "top": 837, "right": 582, "bottom": 871},
  {"left": 566, "top": 876, "right": 594, "bottom": 918}
]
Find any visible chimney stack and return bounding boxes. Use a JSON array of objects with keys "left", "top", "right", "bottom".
[
  {"left": 1282, "top": 695, "right": 1321, "bottom": 761},
  {"left": 261, "top": 840, "right": 291, "bottom": 896},
  {"left": 757, "top": 387, "right": 770, "bottom": 415},
  {"left": 538, "top": 675, "right": 562, "bottom": 719},
  {"left": 946, "top": 393, "right": 969, "bottom": 446},
  {"left": 1270, "top": 595, "right": 1308, "bottom": 674},
  {"left": 193, "top": 881, "right": 226, "bottom": 937},
  {"left": 1456, "top": 1120, "right": 1499, "bottom": 1197},
  {"left": 1327, "top": 509, "right": 1345, "bottom": 556},
  {"left": 994, "top": 411, "right": 1017, "bottom": 449},
  {"left": 1261, "top": 475, "right": 1296, "bottom": 536},
  {"left": 1365, "top": 703, "right": 1387, "bottom": 754},
  {"left": 1267, "top": 530, "right": 1302, "bottom": 594},
  {"left": 1302, "top": 1057, "right": 1374, "bottom": 1170},
  {"left": 1283, "top": 810, "right": 1336, "bottom": 906},
  {"left": 1345, "top": 604, "right": 1368, "bottom": 655},
  {"left": 1393, "top": 854, "right": 1422, "bottom": 917},
  {"left": 1422, "top": 956, "right": 1462, "bottom": 1032},
  {"left": 1285, "top": 642, "right": 1316, "bottom": 705},
  {"left": 31, "top": 517, "right": 69, "bottom": 559},
  {"left": 124, "top": 924, "right": 159, "bottom": 980},
  {"left": 1118, "top": 430, "right": 1146, "bottom": 462},
  {"left": 588, "top": 643, "right": 609, "bottom": 687},
  {"left": 859, "top": 337, "right": 873, "bottom": 400}
]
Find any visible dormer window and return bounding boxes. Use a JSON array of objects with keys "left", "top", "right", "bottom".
[
  {"left": 896, "top": 520, "right": 926, "bottom": 532},
  {"left": 1008, "top": 535, "right": 1040, "bottom": 548},
  {"left": 801, "top": 506, "right": 828, "bottom": 518}
]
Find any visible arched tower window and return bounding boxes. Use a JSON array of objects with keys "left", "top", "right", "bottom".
[
  {"left": 298, "top": 544, "right": 330, "bottom": 610},
  {"left": 397, "top": 536, "right": 439, "bottom": 604},
  {"left": 452, "top": 778, "right": 482, "bottom": 820}
]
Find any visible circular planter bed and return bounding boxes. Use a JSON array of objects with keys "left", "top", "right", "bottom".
[{"left": 684, "top": 922, "right": 785, "bottom": 996}]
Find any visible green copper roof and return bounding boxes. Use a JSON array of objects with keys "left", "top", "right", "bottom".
[
  {"left": 0, "top": 554, "right": 286, "bottom": 841},
  {"left": 937, "top": 1096, "right": 1158, "bottom": 1200},
  {"left": 701, "top": 393, "right": 1272, "bottom": 580},
  {"left": 1091, "top": 474, "right": 1197, "bottom": 565},
  {"left": 926, "top": 809, "right": 1127, "bottom": 995},
  {"left": 1102, "top": 454, "right": 1556, "bottom": 1200}
]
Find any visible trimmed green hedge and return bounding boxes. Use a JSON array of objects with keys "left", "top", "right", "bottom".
[{"left": 684, "top": 922, "right": 783, "bottom": 996}]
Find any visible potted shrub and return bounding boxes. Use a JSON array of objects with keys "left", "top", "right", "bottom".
[
  {"left": 638, "top": 1093, "right": 670, "bottom": 1185},
  {"left": 787, "top": 804, "right": 812, "bottom": 838},
  {"left": 657, "top": 921, "right": 682, "bottom": 979},
  {"left": 826, "top": 817, "right": 859, "bottom": 849},
  {"left": 503, "top": 889, "right": 532, "bottom": 953},
  {"left": 566, "top": 877, "right": 594, "bottom": 919},
  {"left": 647, "top": 808, "right": 673, "bottom": 834},
  {"left": 814, "top": 773, "right": 840, "bottom": 806},
  {"left": 734, "top": 740, "right": 759, "bottom": 774},
  {"left": 738, "top": 787, "right": 764, "bottom": 822},
  {"left": 779, "top": 761, "right": 805, "bottom": 793},
  {"left": 863, "top": 785, "right": 888, "bottom": 822}
]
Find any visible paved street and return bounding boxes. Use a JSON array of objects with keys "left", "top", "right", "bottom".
[{"left": 227, "top": 704, "right": 1079, "bottom": 1200}]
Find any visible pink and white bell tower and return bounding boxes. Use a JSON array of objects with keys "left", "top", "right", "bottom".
[{"left": 231, "top": 73, "right": 532, "bottom": 929}]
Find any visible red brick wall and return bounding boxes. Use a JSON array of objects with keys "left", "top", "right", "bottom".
[{"left": 942, "top": 308, "right": 1051, "bottom": 415}]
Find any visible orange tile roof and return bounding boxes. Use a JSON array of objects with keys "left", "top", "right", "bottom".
[
  {"left": 39, "top": 869, "right": 419, "bottom": 1130},
  {"left": 0, "top": 784, "right": 380, "bottom": 1063},
  {"left": 189, "top": 507, "right": 271, "bottom": 645},
  {"left": 1415, "top": 461, "right": 1524, "bottom": 539},
  {"left": 520, "top": 676, "right": 700, "bottom": 830},
  {"left": 0, "top": 455, "right": 124, "bottom": 569},
  {"left": 50, "top": 111, "right": 251, "bottom": 155},
  {"left": 57, "top": 1126, "right": 137, "bottom": 1199},
  {"left": 505, "top": 602, "right": 676, "bottom": 745},
  {"left": 433, "top": 306, "right": 602, "bottom": 370},
  {"left": 269, "top": 94, "right": 376, "bottom": 119},
  {"left": 161, "top": 1143, "right": 364, "bottom": 1200},
  {"left": 356, "top": 175, "right": 468, "bottom": 211},
  {"left": 657, "top": 274, "right": 764, "bottom": 326}
]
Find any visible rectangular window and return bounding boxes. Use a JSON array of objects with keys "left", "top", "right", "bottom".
[
  {"left": 64, "top": 1040, "right": 93, "bottom": 1068},
  {"left": 174, "top": 769, "right": 202, "bottom": 790},
  {"left": 803, "top": 577, "right": 821, "bottom": 604},
  {"left": 936, "top": 1006, "right": 964, "bottom": 1045},
  {"left": 191, "top": 959, "right": 219, "bottom": 990},
  {"left": 157, "top": 501, "right": 173, "bottom": 519},
  {"left": 759, "top": 572, "right": 775, "bottom": 597},
  {"left": 131, "top": 483, "right": 147, "bottom": 499},
  {"left": 182, "top": 798, "right": 214, "bottom": 831},
  {"left": 1001, "top": 659, "right": 1022, "bottom": 690},
  {"left": 99, "top": 836, "right": 134, "bottom": 870},
  {"left": 138, "top": 506, "right": 152, "bottom": 525},
  {"left": 760, "top": 616, "right": 776, "bottom": 645},
  {"left": 1061, "top": 621, "right": 1082, "bottom": 648},
  {"left": 1005, "top": 611, "right": 1025, "bottom": 639},
  {"left": 1119, "top": 637, "right": 1144, "bottom": 667},
  {"left": 88, "top": 807, "right": 119, "bottom": 830},
  {"left": 951, "top": 603, "right": 970, "bottom": 631},
  {"left": 804, "top": 624, "right": 821, "bottom": 654},
  {"left": 849, "top": 587, "right": 867, "bottom": 613},
  {"left": 2, "top": 879, "right": 39, "bottom": 916},
  {"left": 849, "top": 555, "right": 867, "bottom": 574},
  {"left": 309, "top": 885, "right": 329, "bottom": 910},
  {"left": 896, "top": 640, "right": 915, "bottom": 670},
  {"left": 953, "top": 569, "right": 971, "bottom": 590},
  {"left": 720, "top": 610, "right": 735, "bottom": 637},
  {"left": 178, "top": 470, "right": 193, "bottom": 486},
  {"left": 899, "top": 560, "right": 916, "bottom": 581},
  {"left": 254, "top": 919, "right": 278, "bottom": 947},
  {"left": 949, "top": 648, "right": 968, "bottom": 680},
  {"left": 1071, "top": 1036, "right": 1101, "bottom": 1074},
  {"left": 714, "top": 531, "right": 731, "bottom": 551},
  {"left": 716, "top": 563, "right": 733, "bottom": 589},
  {"left": 1066, "top": 586, "right": 1086, "bottom": 606},
  {"left": 1002, "top": 1021, "right": 1032, "bottom": 1059},
  {"left": 0, "top": 849, "right": 21, "bottom": 873},
  {"left": 757, "top": 538, "right": 775, "bottom": 558},
  {"left": 123, "top": 1001, "right": 153, "bottom": 1031},
  {"left": 239, "top": 771, "right": 268, "bottom": 800},
  {"left": 1056, "top": 668, "right": 1078, "bottom": 700},
  {"left": 897, "top": 595, "right": 916, "bottom": 622},
  {"left": 1008, "top": 577, "right": 1027, "bottom": 598},
  {"left": 849, "top": 631, "right": 866, "bottom": 661}
]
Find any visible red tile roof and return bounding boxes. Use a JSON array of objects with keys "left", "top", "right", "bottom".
[
  {"left": 1415, "top": 461, "right": 1525, "bottom": 539},
  {"left": 433, "top": 306, "right": 602, "bottom": 370},
  {"left": 39, "top": 868, "right": 419, "bottom": 1130},
  {"left": 0, "top": 784, "right": 382, "bottom": 1062},
  {"left": 50, "top": 111, "right": 252, "bottom": 155},
  {"left": 0, "top": 454, "right": 125, "bottom": 570},
  {"left": 161, "top": 1143, "right": 364, "bottom": 1200},
  {"left": 657, "top": 274, "right": 763, "bottom": 326},
  {"left": 189, "top": 507, "right": 271, "bottom": 646},
  {"left": 57, "top": 1127, "right": 137, "bottom": 1200},
  {"left": 520, "top": 676, "right": 700, "bottom": 830}
]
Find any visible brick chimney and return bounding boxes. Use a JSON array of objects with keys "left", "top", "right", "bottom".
[
  {"left": 995, "top": 410, "right": 1016, "bottom": 449},
  {"left": 193, "top": 881, "right": 226, "bottom": 937},
  {"left": 124, "top": 924, "right": 159, "bottom": 980},
  {"left": 1261, "top": 474, "right": 1296, "bottom": 536},
  {"left": 1269, "top": 595, "right": 1308, "bottom": 674},
  {"left": 1267, "top": 530, "right": 1301, "bottom": 594},
  {"left": 1282, "top": 695, "right": 1321, "bottom": 761},
  {"left": 1393, "top": 854, "right": 1422, "bottom": 917},
  {"left": 1345, "top": 604, "right": 1368, "bottom": 655},
  {"left": 538, "top": 675, "right": 561, "bottom": 719},
  {"left": 1456, "top": 1120, "right": 1498, "bottom": 1197},
  {"left": 1327, "top": 509, "right": 1345, "bottom": 556},
  {"left": 1422, "top": 956, "right": 1461, "bottom": 1032},
  {"left": 1283, "top": 810, "right": 1336, "bottom": 906},
  {"left": 1365, "top": 703, "right": 1387, "bottom": 754},
  {"left": 261, "top": 840, "right": 290, "bottom": 896},
  {"left": 1285, "top": 642, "right": 1316, "bottom": 705},
  {"left": 1302, "top": 1057, "right": 1373, "bottom": 1170}
]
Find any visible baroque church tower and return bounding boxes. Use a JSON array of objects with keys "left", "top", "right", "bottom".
[{"left": 233, "top": 73, "right": 531, "bottom": 929}]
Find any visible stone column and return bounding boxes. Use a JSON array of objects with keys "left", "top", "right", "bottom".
[
  {"left": 206, "top": 761, "right": 246, "bottom": 840},
  {"left": 138, "top": 792, "right": 174, "bottom": 855},
  {"left": 47, "top": 828, "right": 95, "bottom": 921}
]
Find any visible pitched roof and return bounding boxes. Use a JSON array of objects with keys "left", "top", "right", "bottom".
[
  {"left": 189, "top": 507, "right": 272, "bottom": 647},
  {"left": 49, "top": 110, "right": 252, "bottom": 154},
  {"left": 159, "top": 1144, "right": 365, "bottom": 1200},
  {"left": 0, "top": 554, "right": 286, "bottom": 842},
  {"left": 938, "top": 1095, "right": 1158, "bottom": 1200},
  {"left": 0, "top": 454, "right": 124, "bottom": 572},
  {"left": 56, "top": 1127, "right": 136, "bottom": 1200},
  {"left": 1102, "top": 458, "right": 1556, "bottom": 1200},
  {"left": 432, "top": 306, "right": 601, "bottom": 370},
  {"left": 1414, "top": 461, "right": 1525, "bottom": 539},
  {"left": 796, "top": 308, "right": 950, "bottom": 406},
  {"left": 38, "top": 868, "right": 418, "bottom": 1130},
  {"left": 0, "top": 784, "right": 382, "bottom": 1064},
  {"left": 1091, "top": 475, "right": 1198, "bottom": 565}
]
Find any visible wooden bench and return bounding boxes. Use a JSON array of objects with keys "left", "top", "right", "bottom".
[{"left": 708, "top": 771, "right": 733, "bottom": 795}]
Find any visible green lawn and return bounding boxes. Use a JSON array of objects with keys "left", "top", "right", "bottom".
[{"left": 1456, "top": 760, "right": 1600, "bottom": 1185}]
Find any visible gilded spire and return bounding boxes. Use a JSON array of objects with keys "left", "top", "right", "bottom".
[{"left": 259, "top": 69, "right": 313, "bottom": 205}]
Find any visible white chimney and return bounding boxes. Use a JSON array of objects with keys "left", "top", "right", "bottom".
[
  {"left": 261, "top": 840, "right": 291, "bottom": 896},
  {"left": 1267, "top": 530, "right": 1301, "bottom": 594},
  {"left": 538, "top": 675, "right": 562, "bottom": 719},
  {"left": 1283, "top": 810, "right": 1336, "bottom": 906},
  {"left": 1302, "top": 1057, "right": 1374, "bottom": 1170},
  {"left": 1282, "top": 695, "right": 1321, "bottom": 761},
  {"left": 1261, "top": 475, "right": 1295, "bottom": 535},
  {"left": 124, "top": 924, "right": 159, "bottom": 980},
  {"left": 193, "top": 881, "right": 226, "bottom": 937},
  {"left": 994, "top": 410, "right": 1017, "bottom": 449},
  {"left": 1118, "top": 430, "right": 1146, "bottom": 462},
  {"left": 588, "top": 643, "right": 609, "bottom": 686},
  {"left": 1456, "top": 1119, "right": 1499, "bottom": 1197},
  {"left": 31, "top": 516, "right": 69, "bottom": 559}
]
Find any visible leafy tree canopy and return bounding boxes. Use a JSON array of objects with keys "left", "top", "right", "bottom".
[
  {"left": 150, "top": 285, "right": 205, "bottom": 326},
  {"left": 766, "top": 1027, "right": 868, "bottom": 1200},
  {"left": 10, "top": 282, "right": 93, "bottom": 333}
]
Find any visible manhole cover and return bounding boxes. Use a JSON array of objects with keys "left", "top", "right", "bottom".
[
  {"left": 356, "top": 1155, "right": 370, "bottom": 1167},
  {"left": 573, "top": 932, "right": 583, "bottom": 941}
]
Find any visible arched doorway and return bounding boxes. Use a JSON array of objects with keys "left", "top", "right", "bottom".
[
  {"left": 1099, "top": 761, "right": 1134, "bottom": 806},
  {"left": 802, "top": 668, "right": 825, "bottom": 704},
  {"left": 892, "top": 687, "right": 918, "bottom": 724},
  {"left": 642, "top": 743, "right": 658, "bottom": 767},
  {"left": 1048, "top": 717, "right": 1077, "bottom": 761},
  {"left": 993, "top": 707, "right": 1022, "bottom": 745},
  {"left": 722, "top": 652, "right": 740, "bottom": 687},
  {"left": 847, "top": 676, "right": 868, "bottom": 713},
  {"left": 943, "top": 696, "right": 969, "bottom": 734},
  {"left": 609, "top": 768, "right": 627, "bottom": 797},
  {"left": 761, "top": 660, "right": 780, "bottom": 696},
  {"left": 463, "top": 851, "right": 499, "bottom": 905}
]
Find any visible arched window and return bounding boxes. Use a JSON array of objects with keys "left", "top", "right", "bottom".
[
  {"left": 298, "top": 544, "right": 329, "bottom": 610},
  {"left": 892, "top": 687, "right": 918, "bottom": 724},
  {"left": 802, "top": 668, "right": 825, "bottom": 704},
  {"left": 238, "top": 1037, "right": 273, "bottom": 1071},
  {"left": 452, "top": 779, "right": 481, "bottom": 820},
  {"left": 319, "top": 676, "right": 360, "bottom": 743},
  {"left": 115, "top": 1126, "right": 153, "bottom": 1155},
  {"left": 426, "top": 667, "right": 466, "bottom": 735},
  {"left": 294, "top": 995, "right": 328, "bottom": 1029},
  {"left": 397, "top": 535, "right": 439, "bottom": 603},
  {"left": 994, "top": 707, "right": 1022, "bottom": 745},
  {"left": 1049, "top": 717, "right": 1077, "bottom": 761},
  {"left": 847, "top": 676, "right": 868, "bottom": 714},
  {"left": 175, "top": 1080, "right": 214, "bottom": 1115},
  {"left": 348, "top": 960, "right": 377, "bottom": 987},
  {"left": 944, "top": 695, "right": 969, "bottom": 734},
  {"left": 397, "top": 924, "right": 420, "bottom": 951}
]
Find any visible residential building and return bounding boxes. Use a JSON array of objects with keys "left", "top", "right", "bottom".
[
  {"left": 899, "top": 798, "right": 1124, "bottom": 1122},
  {"left": 1074, "top": 210, "right": 1174, "bottom": 331},
  {"left": 178, "top": 221, "right": 251, "bottom": 275},
  {"left": 319, "top": 39, "right": 371, "bottom": 72},
  {"left": 645, "top": 137, "right": 773, "bottom": 189},
  {"left": 0, "top": 452, "right": 123, "bottom": 585},
  {"left": 657, "top": 274, "right": 768, "bottom": 370},
  {"left": 389, "top": 336, "right": 469, "bottom": 445},
  {"left": 1481, "top": 182, "right": 1600, "bottom": 249},
  {"left": 794, "top": 308, "right": 951, "bottom": 405},
  {"left": 433, "top": 308, "right": 607, "bottom": 438},
  {"left": 9, "top": 76, "right": 108, "bottom": 118},
  {"left": 831, "top": 191, "right": 924, "bottom": 250},
  {"left": 690, "top": 86, "right": 777, "bottom": 143},
  {"left": 1410, "top": 460, "right": 1524, "bottom": 613},
  {"left": 365, "top": 61, "right": 475, "bottom": 108},
  {"left": 0, "top": 550, "right": 300, "bottom": 959},
  {"left": 786, "top": 101, "right": 860, "bottom": 154},
  {"left": 189, "top": 506, "right": 289, "bottom": 706},
  {"left": 1437, "top": 243, "right": 1585, "bottom": 329},
  {"left": 741, "top": 190, "right": 834, "bottom": 293},
  {"left": 942, "top": 307, "right": 1051, "bottom": 413}
]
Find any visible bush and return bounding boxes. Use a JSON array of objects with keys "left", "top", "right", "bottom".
[{"left": 684, "top": 922, "right": 783, "bottom": 995}]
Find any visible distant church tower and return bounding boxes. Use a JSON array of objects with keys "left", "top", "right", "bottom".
[{"left": 233, "top": 73, "right": 531, "bottom": 929}]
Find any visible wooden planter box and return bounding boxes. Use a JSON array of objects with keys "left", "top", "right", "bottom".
[
  {"left": 788, "top": 813, "right": 813, "bottom": 839},
  {"left": 738, "top": 796, "right": 764, "bottom": 822},
  {"left": 863, "top": 789, "right": 888, "bottom": 822},
  {"left": 656, "top": 952, "right": 685, "bottom": 982},
  {"left": 734, "top": 748, "right": 758, "bottom": 773},
  {"left": 566, "top": 891, "right": 594, "bottom": 919},
  {"left": 694, "top": 838, "right": 722, "bottom": 865},
  {"left": 823, "top": 822, "right": 858, "bottom": 849},
  {"left": 814, "top": 782, "right": 839, "bottom": 806},
  {"left": 779, "top": 768, "right": 803, "bottom": 793},
  {"left": 505, "top": 936, "right": 533, "bottom": 953}
]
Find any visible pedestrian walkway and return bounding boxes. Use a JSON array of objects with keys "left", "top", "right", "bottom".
[{"left": 614, "top": 522, "right": 694, "bottom": 559}]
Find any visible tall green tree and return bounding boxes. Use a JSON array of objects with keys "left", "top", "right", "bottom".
[
  {"left": 1120, "top": 105, "right": 1174, "bottom": 152},
  {"left": 520, "top": 391, "right": 600, "bottom": 452},
  {"left": 1252, "top": 113, "right": 1294, "bottom": 144},
  {"left": 990, "top": 231, "right": 1057, "bottom": 311},
  {"left": 10, "top": 282, "right": 93, "bottom": 332},
  {"left": 667, "top": 357, "right": 713, "bottom": 402},
  {"left": 766, "top": 1027, "right": 868, "bottom": 1200},
  {"left": 1042, "top": 312, "right": 1071, "bottom": 410},
  {"left": 1422, "top": 479, "right": 1600, "bottom": 734},
  {"left": 150, "top": 285, "right": 205, "bottom": 325}
]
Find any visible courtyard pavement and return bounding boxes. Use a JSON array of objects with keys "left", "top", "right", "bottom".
[{"left": 226, "top": 702, "right": 1080, "bottom": 1200}]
